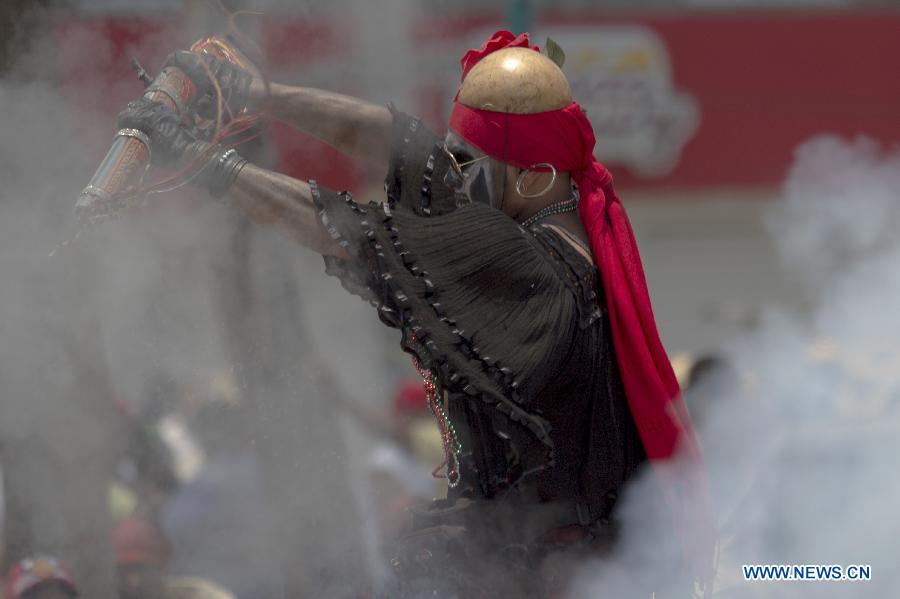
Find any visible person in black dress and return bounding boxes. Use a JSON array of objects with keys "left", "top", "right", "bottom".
[{"left": 115, "top": 30, "right": 711, "bottom": 598}]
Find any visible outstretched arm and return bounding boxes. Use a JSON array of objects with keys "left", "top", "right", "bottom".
[
  {"left": 168, "top": 51, "right": 394, "bottom": 170},
  {"left": 114, "top": 97, "right": 361, "bottom": 258},
  {"left": 227, "top": 163, "right": 349, "bottom": 257},
  {"left": 251, "top": 80, "right": 393, "bottom": 170}
]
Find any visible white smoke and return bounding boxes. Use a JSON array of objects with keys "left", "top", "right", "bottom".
[
  {"left": 9, "top": 2, "right": 900, "bottom": 597},
  {"left": 570, "top": 136, "right": 900, "bottom": 598},
  {"left": 0, "top": 5, "right": 398, "bottom": 595}
]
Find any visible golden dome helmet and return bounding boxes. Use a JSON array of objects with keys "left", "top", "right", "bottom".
[{"left": 457, "top": 46, "right": 572, "bottom": 115}]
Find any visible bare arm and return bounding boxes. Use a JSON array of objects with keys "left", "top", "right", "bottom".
[
  {"left": 227, "top": 162, "right": 349, "bottom": 258},
  {"left": 250, "top": 80, "right": 393, "bottom": 169}
]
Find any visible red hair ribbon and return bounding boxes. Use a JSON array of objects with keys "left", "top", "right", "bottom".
[{"left": 451, "top": 31, "right": 717, "bottom": 587}]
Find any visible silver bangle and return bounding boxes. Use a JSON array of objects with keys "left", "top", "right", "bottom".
[
  {"left": 116, "top": 128, "right": 152, "bottom": 150},
  {"left": 79, "top": 185, "right": 112, "bottom": 201},
  {"left": 218, "top": 148, "right": 237, "bottom": 166}
]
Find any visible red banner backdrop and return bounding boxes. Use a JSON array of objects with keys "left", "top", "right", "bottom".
[
  {"left": 55, "top": 13, "right": 362, "bottom": 193},
  {"left": 548, "top": 10, "right": 900, "bottom": 189},
  {"left": 56, "top": 16, "right": 186, "bottom": 158},
  {"left": 260, "top": 17, "right": 361, "bottom": 192},
  {"left": 58, "top": 10, "right": 900, "bottom": 194},
  {"left": 414, "top": 10, "right": 900, "bottom": 190}
]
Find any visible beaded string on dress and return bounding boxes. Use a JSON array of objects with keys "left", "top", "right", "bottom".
[{"left": 409, "top": 333, "right": 462, "bottom": 488}]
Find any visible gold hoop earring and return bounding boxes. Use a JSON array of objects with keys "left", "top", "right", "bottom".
[{"left": 515, "top": 163, "right": 557, "bottom": 199}]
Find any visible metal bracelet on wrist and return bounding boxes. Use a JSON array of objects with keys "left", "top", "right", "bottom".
[{"left": 201, "top": 147, "right": 249, "bottom": 199}]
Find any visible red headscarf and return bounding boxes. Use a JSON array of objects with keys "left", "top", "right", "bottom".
[{"left": 450, "top": 30, "right": 716, "bottom": 583}]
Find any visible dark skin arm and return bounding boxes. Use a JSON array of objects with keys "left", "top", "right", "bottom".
[
  {"left": 250, "top": 80, "right": 393, "bottom": 170},
  {"left": 227, "top": 163, "right": 349, "bottom": 258}
]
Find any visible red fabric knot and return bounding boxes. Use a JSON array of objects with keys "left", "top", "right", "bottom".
[{"left": 459, "top": 30, "right": 540, "bottom": 82}]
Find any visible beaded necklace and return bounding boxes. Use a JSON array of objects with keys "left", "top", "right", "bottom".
[{"left": 519, "top": 195, "right": 578, "bottom": 228}]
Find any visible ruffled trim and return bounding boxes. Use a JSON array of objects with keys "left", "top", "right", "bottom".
[
  {"left": 312, "top": 181, "right": 381, "bottom": 307},
  {"left": 419, "top": 152, "right": 434, "bottom": 216},
  {"left": 316, "top": 190, "right": 559, "bottom": 477},
  {"left": 377, "top": 203, "right": 554, "bottom": 449},
  {"left": 384, "top": 104, "right": 418, "bottom": 210},
  {"left": 384, "top": 105, "right": 460, "bottom": 218}
]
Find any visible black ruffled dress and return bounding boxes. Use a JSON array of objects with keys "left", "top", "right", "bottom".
[{"left": 312, "top": 109, "right": 647, "bottom": 595}]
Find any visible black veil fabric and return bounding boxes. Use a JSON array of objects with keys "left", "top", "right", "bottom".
[
  {"left": 313, "top": 181, "right": 644, "bottom": 508},
  {"left": 310, "top": 108, "right": 644, "bottom": 518}
]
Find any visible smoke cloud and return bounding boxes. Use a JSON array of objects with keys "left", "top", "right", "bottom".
[
  {"left": 4, "top": 3, "right": 899, "bottom": 599},
  {"left": 570, "top": 136, "right": 900, "bottom": 598},
  {"left": 0, "top": 4, "right": 401, "bottom": 595}
]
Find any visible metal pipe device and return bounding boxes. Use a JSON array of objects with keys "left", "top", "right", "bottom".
[{"left": 74, "top": 35, "right": 260, "bottom": 224}]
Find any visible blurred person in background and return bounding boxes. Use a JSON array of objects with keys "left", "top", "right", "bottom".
[
  {"left": 114, "top": 517, "right": 236, "bottom": 599},
  {"left": 114, "top": 516, "right": 172, "bottom": 599},
  {"left": 684, "top": 354, "right": 741, "bottom": 430},
  {"left": 116, "top": 28, "right": 712, "bottom": 598},
  {"left": 145, "top": 375, "right": 206, "bottom": 487},
  {"left": 160, "top": 377, "right": 282, "bottom": 599},
  {"left": 352, "top": 380, "right": 445, "bottom": 536},
  {"left": 4, "top": 556, "right": 78, "bottom": 599},
  {"left": 111, "top": 393, "right": 180, "bottom": 521},
  {"left": 380, "top": 379, "right": 445, "bottom": 482}
]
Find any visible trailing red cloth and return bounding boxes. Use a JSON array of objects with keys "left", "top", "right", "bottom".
[
  {"left": 450, "top": 98, "right": 691, "bottom": 460},
  {"left": 450, "top": 30, "right": 716, "bottom": 585}
]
